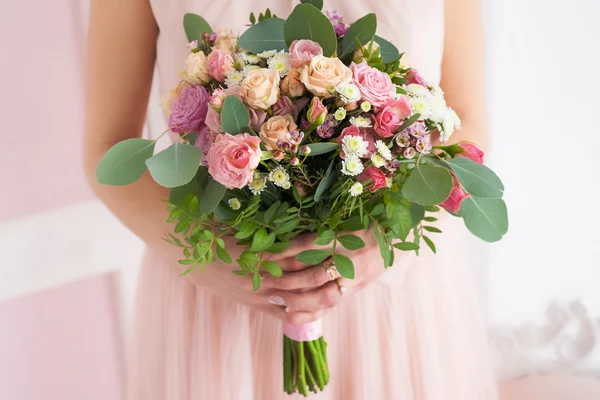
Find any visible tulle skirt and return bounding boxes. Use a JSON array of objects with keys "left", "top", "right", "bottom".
[{"left": 126, "top": 216, "right": 498, "bottom": 400}]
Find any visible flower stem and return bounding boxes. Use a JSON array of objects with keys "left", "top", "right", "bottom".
[
  {"left": 283, "top": 337, "right": 293, "bottom": 394},
  {"left": 308, "top": 340, "right": 325, "bottom": 390},
  {"left": 297, "top": 342, "right": 308, "bottom": 396}
]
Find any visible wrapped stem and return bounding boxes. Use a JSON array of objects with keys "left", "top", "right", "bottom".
[{"left": 283, "top": 335, "right": 330, "bottom": 396}]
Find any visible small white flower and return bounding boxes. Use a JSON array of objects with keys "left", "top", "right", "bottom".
[
  {"left": 225, "top": 70, "right": 244, "bottom": 87},
  {"left": 360, "top": 101, "right": 371, "bottom": 112},
  {"left": 375, "top": 140, "right": 393, "bottom": 160},
  {"left": 386, "top": 177, "right": 393, "bottom": 188},
  {"left": 228, "top": 198, "right": 241, "bottom": 210},
  {"left": 349, "top": 116, "right": 372, "bottom": 128},
  {"left": 410, "top": 97, "right": 431, "bottom": 119},
  {"left": 441, "top": 114, "right": 456, "bottom": 142},
  {"left": 334, "top": 108, "right": 347, "bottom": 121},
  {"left": 370, "top": 153, "right": 386, "bottom": 167},
  {"left": 336, "top": 83, "right": 361, "bottom": 103},
  {"left": 405, "top": 83, "right": 430, "bottom": 97},
  {"left": 243, "top": 64, "right": 261, "bottom": 75},
  {"left": 269, "top": 166, "right": 291, "bottom": 188},
  {"left": 241, "top": 53, "right": 261, "bottom": 64},
  {"left": 341, "top": 157, "right": 364, "bottom": 176},
  {"left": 349, "top": 182, "right": 364, "bottom": 197},
  {"left": 448, "top": 107, "right": 461, "bottom": 130},
  {"left": 431, "top": 85, "right": 444, "bottom": 97},
  {"left": 428, "top": 95, "right": 447, "bottom": 124},
  {"left": 282, "top": 182, "right": 292, "bottom": 190},
  {"left": 258, "top": 50, "right": 277, "bottom": 58},
  {"left": 267, "top": 52, "right": 290, "bottom": 77},
  {"left": 249, "top": 173, "right": 267, "bottom": 195},
  {"left": 342, "top": 135, "right": 369, "bottom": 158}
]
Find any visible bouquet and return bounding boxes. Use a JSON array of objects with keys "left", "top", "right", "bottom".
[{"left": 96, "top": 0, "right": 508, "bottom": 395}]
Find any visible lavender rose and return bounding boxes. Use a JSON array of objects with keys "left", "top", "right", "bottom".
[{"left": 168, "top": 85, "right": 209, "bottom": 133}]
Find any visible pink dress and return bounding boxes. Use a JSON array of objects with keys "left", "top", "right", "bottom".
[{"left": 127, "top": 1, "right": 498, "bottom": 399}]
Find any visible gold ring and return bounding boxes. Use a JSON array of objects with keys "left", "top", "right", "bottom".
[
  {"left": 322, "top": 257, "right": 342, "bottom": 280},
  {"left": 336, "top": 279, "right": 347, "bottom": 295}
]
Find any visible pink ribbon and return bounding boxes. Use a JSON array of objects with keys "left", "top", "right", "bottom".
[{"left": 283, "top": 319, "right": 323, "bottom": 342}]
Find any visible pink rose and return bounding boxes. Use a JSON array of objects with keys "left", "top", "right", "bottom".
[
  {"left": 259, "top": 115, "right": 298, "bottom": 150},
  {"left": 209, "top": 88, "right": 227, "bottom": 110},
  {"left": 205, "top": 106, "right": 223, "bottom": 133},
  {"left": 248, "top": 108, "right": 268, "bottom": 131},
  {"left": 406, "top": 68, "right": 427, "bottom": 87},
  {"left": 440, "top": 174, "right": 470, "bottom": 213},
  {"left": 373, "top": 97, "right": 412, "bottom": 138},
  {"left": 168, "top": 85, "right": 209, "bottom": 133},
  {"left": 272, "top": 96, "right": 299, "bottom": 121},
  {"left": 349, "top": 61, "right": 396, "bottom": 108},
  {"left": 336, "top": 126, "right": 378, "bottom": 158},
  {"left": 289, "top": 39, "right": 324, "bottom": 68},
  {"left": 207, "top": 133, "right": 261, "bottom": 189},
  {"left": 307, "top": 97, "right": 327, "bottom": 126},
  {"left": 207, "top": 49, "right": 235, "bottom": 83},
  {"left": 359, "top": 166, "right": 387, "bottom": 192},
  {"left": 458, "top": 142, "right": 485, "bottom": 164}
]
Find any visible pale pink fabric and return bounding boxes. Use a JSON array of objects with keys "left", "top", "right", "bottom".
[{"left": 127, "top": 1, "right": 498, "bottom": 399}]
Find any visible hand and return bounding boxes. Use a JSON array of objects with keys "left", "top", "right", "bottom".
[{"left": 260, "top": 230, "right": 390, "bottom": 324}]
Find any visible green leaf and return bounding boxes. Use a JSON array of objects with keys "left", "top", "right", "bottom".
[
  {"left": 448, "top": 158, "right": 504, "bottom": 199},
  {"left": 168, "top": 234, "right": 184, "bottom": 247},
  {"left": 397, "top": 113, "right": 421, "bottom": 133},
  {"left": 300, "top": 0, "right": 323, "bottom": 10},
  {"left": 264, "top": 201, "right": 281, "bottom": 224},
  {"left": 373, "top": 35, "right": 400, "bottom": 64},
  {"left": 238, "top": 17, "right": 288, "bottom": 54},
  {"left": 266, "top": 241, "right": 290, "bottom": 253},
  {"left": 314, "top": 230, "right": 335, "bottom": 245},
  {"left": 423, "top": 226, "right": 442, "bottom": 233},
  {"left": 338, "top": 216, "right": 363, "bottom": 231},
  {"left": 250, "top": 227, "right": 276, "bottom": 252},
  {"left": 216, "top": 244, "right": 232, "bottom": 263},
  {"left": 333, "top": 254, "right": 355, "bottom": 279},
  {"left": 221, "top": 95, "right": 250, "bottom": 135},
  {"left": 252, "top": 271, "right": 262, "bottom": 291},
  {"left": 240, "top": 251, "right": 260, "bottom": 266},
  {"left": 423, "top": 235, "right": 436, "bottom": 254},
  {"left": 249, "top": 12, "right": 256, "bottom": 25},
  {"left": 384, "top": 201, "right": 412, "bottom": 241},
  {"left": 183, "top": 13, "right": 213, "bottom": 42},
  {"left": 169, "top": 167, "right": 209, "bottom": 210},
  {"left": 296, "top": 249, "right": 331, "bottom": 265},
  {"left": 277, "top": 219, "right": 300, "bottom": 234},
  {"left": 233, "top": 270, "right": 249, "bottom": 276},
  {"left": 402, "top": 165, "right": 453, "bottom": 206},
  {"left": 284, "top": 4, "right": 337, "bottom": 56},
  {"left": 199, "top": 177, "right": 227, "bottom": 214},
  {"left": 339, "top": 14, "right": 377, "bottom": 57},
  {"left": 298, "top": 142, "right": 339, "bottom": 156},
  {"left": 146, "top": 143, "right": 202, "bottom": 188},
  {"left": 337, "top": 234, "right": 365, "bottom": 251},
  {"left": 460, "top": 196, "right": 509, "bottom": 242},
  {"left": 235, "top": 221, "right": 258, "bottom": 239},
  {"left": 314, "top": 159, "right": 335, "bottom": 202},
  {"left": 96, "top": 138, "right": 155, "bottom": 186},
  {"left": 371, "top": 203, "right": 385, "bottom": 216},
  {"left": 393, "top": 242, "right": 420, "bottom": 251},
  {"left": 262, "top": 260, "right": 283, "bottom": 277}
]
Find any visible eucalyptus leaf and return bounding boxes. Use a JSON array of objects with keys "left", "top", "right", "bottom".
[
  {"left": 199, "top": 177, "right": 226, "bottom": 214},
  {"left": 298, "top": 142, "right": 339, "bottom": 156},
  {"left": 374, "top": 35, "right": 400, "bottom": 63},
  {"left": 448, "top": 158, "right": 504, "bottom": 199},
  {"left": 96, "top": 138, "right": 155, "bottom": 186},
  {"left": 169, "top": 167, "right": 209, "bottom": 209},
  {"left": 296, "top": 249, "right": 331, "bottom": 265},
  {"left": 146, "top": 143, "right": 202, "bottom": 188},
  {"left": 340, "top": 14, "right": 377, "bottom": 57},
  {"left": 284, "top": 4, "right": 337, "bottom": 56},
  {"left": 333, "top": 254, "right": 355, "bottom": 279},
  {"left": 402, "top": 165, "right": 453, "bottom": 206},
  {"left": 461, "top": 196, "right": 509, "bottom": 242},
  {"left": 314, "top": 159, "right": 335, "bottom": 202},
  {"left": 183, "top": 13, "right": 213, "bottom": 42},
  {"left": 300, "top": 0, "right": 323, "bottom": 10},
  {"left": 238, "top": 18, "right": 288, "bottom": 54},
  {"left": 221, "top": 95, "right": 250, "bottom": 135}
]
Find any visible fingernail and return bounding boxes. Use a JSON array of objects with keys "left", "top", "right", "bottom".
[
  {"left": 269, "top": 295, "right": 286, "bottom": 306},
  {"left": 285, "top": 307, "right": 290, "bottom": 313}
]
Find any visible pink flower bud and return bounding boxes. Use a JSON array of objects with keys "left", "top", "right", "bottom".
[
  {"left": 272, "top": 150, "right": 285, "bottom": 161},
  {"left": 307, "top": 97, "right": 327, "bottom": 126},
  {"left": 301, "top": 145, "right": 311, "bottom": 155},
  {"left": 440, "top": 175, "right": 470, "bottom": 214},
  {"left": 457, "top": 142, "right": 484, "bottom": 164},
  {"left": 290, "top": 157, "right": 300, "bottom": 166}
]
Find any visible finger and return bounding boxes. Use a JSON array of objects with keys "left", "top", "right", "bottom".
[
  {"left": 275, "top": 281, "right": 343, "bottom": 313},
  {"left": 262, "top": 262, "right": 332, "bottom": 290}
]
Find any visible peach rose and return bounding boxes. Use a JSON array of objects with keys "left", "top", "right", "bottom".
[
  {"left": 214, "top": 29, "right": 238, "bottom": 52},
  {"left": 300, "top": 55, "right": 352, "bottom": 98},
  {"left": 281, "top": 68, "right": 305, "bottom": 98},
  {"left": 182, "top": 52, "right": 210, "bottom": 85},
  {"left": 259, "top": 115, "right": 298, "bottom": 150},
  {"left": 240, "top": 68, "right": 280, "bottom": 110}
]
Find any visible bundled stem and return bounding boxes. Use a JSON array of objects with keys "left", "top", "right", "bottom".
[{"left": 283, "top": 335, "right": 330, "bottom": 396}]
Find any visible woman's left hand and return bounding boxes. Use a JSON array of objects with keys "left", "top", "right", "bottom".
[{"left": 260, "top": 230, "right": 391, "bottom": 324}]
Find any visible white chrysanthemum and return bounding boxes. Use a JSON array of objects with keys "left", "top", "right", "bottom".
[
  {"left": 428, "top": 95, "right": 448, "bottom": 124},
  {"left": 258, "top": 50, "right": 277, "bottom": 58},
  {"left": 243, "top": 64, "right": 261, "bottom": 75},
  {"left": 360, "top": 101, "right": 371, "bottom": 112},
  {"left": 342, "top": 135, "right": 369, "bottom": 158},
  {"left": 267, "top": 52, "right": 290, "bottom": 77},
  {"left": 375, "top": 140, "right": 392, "bottom": 160},
  {"left": 349, "top": 116, "right": 372, "bottom": 128},
  {"left": 441, "top": 113, "right": 456, "bottom": 142},
  {"left": 228, "top": 198, "right": 241, "bottom": 210},
  {"left": 370, "top": 153, "right": 386, "bottom": 167},
  {"left": 241, "top": 53, "right": 261, "bottom": 64},
  {"left": 225, "top": 70, "right": 244, "bottom": 87},
  {"left": 405, "top": 83, "right": 430, "bottom": 97},
  {"left": 282, "top": 182, "right": 292, "bottom": 190},
  {"left": 269, "top": 166, "right": 290, "bottom": 188},
  {"left": 431, "top": 85, "right": 444, "bottom": 97},
  {"left": 249, "top": 174, "right": 267, "bottom": 195},
  {"left": 410, "top": 97, "right": 431, "bottom": 119},
  {"left": 349, "top": 182, "right": 364, "bottom": 197},
  {"left": 336, "top": 83, "right": 361, "bottom": 103},
  {"left": 448, "top": 107, "right": 461, "bottom": 130},
  {"left": 341, "top": 157, "right": 364, "bottom": 176},
  {"left": 334, "top": 108, "right": 347, "bottom": 121}
]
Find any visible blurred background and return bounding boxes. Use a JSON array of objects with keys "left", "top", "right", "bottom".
[{"left": 1, "top": 0, "right": 599, "bottom": 399}]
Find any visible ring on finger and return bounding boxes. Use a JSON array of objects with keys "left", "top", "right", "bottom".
[
  {"left": 335, "top": 278, "right": 347, "bottom": 296},
  {"left": 322, "top": 257, "right": 342, "bottom": 280}
]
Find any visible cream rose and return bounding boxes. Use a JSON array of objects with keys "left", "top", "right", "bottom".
[
  {"left": 281, "top": 67, "right": 305, "bottom": 97},
  {"left": 181, "top": 52, "right": 210, "bottom": 85},
  {"left": 240, "top": 68, "right": 280, "bottom": 110},
  {"left": 259, "top": 115, "right": 298, "bottom": 150},
  {"left": 300, "top": 55, "right": 352, "bottom": 98},
  {"left": 214, "top": 29, "right": 238, "bottom": 51}
]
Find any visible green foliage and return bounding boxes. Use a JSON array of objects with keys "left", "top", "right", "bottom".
[
  {"left": 448, "top": 158, "right": 504, "bottom": 199},
  {"left": 183, "top": 14, "right": 213, "bottom": 42},
  {"left": 337, "top": 234, "right": 365, "bottom": 251},
  {"left": 221, "top": 96, "right": 250, "bottom": 135},
  {"left": 339, "top": 14, "right": 377, "bottom": 59},
  {"left": 146, "top": 143, "right": 202, "bottom": 188},
  {"left": 284, "top": 4, "right": 337, "bottom": 56},
  {"left": 239, "top": 18, "right": 288, "bottom": 53},
  {"left": 296, "top": 249, "right": 331, "bottom": 265},
  {"left": 314, "top": 230, "right": 335, "bottom": 245},
  {"left": 393, "top": 242, "right": 420, "bottom": 251},
  {"left": 300, "top": 0, "right": 323, "bottom": 10},
  {"left": 333, "top": 254, "right": 354, "bottom": 279},
  {"left": 96, "top": 138, "right": 155, "bottom": 186},
  {"left": 460, "top": 196, "right": 509, "bottom": 242},
  {"left": 314, "top": 160, "right": 335, "bottom": 202},
  {"left": 402, "top": 164, "right": 453, "bottom": 206},
  {"left": 373, "top": 35, "right": 400, "bottom": 63}
]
